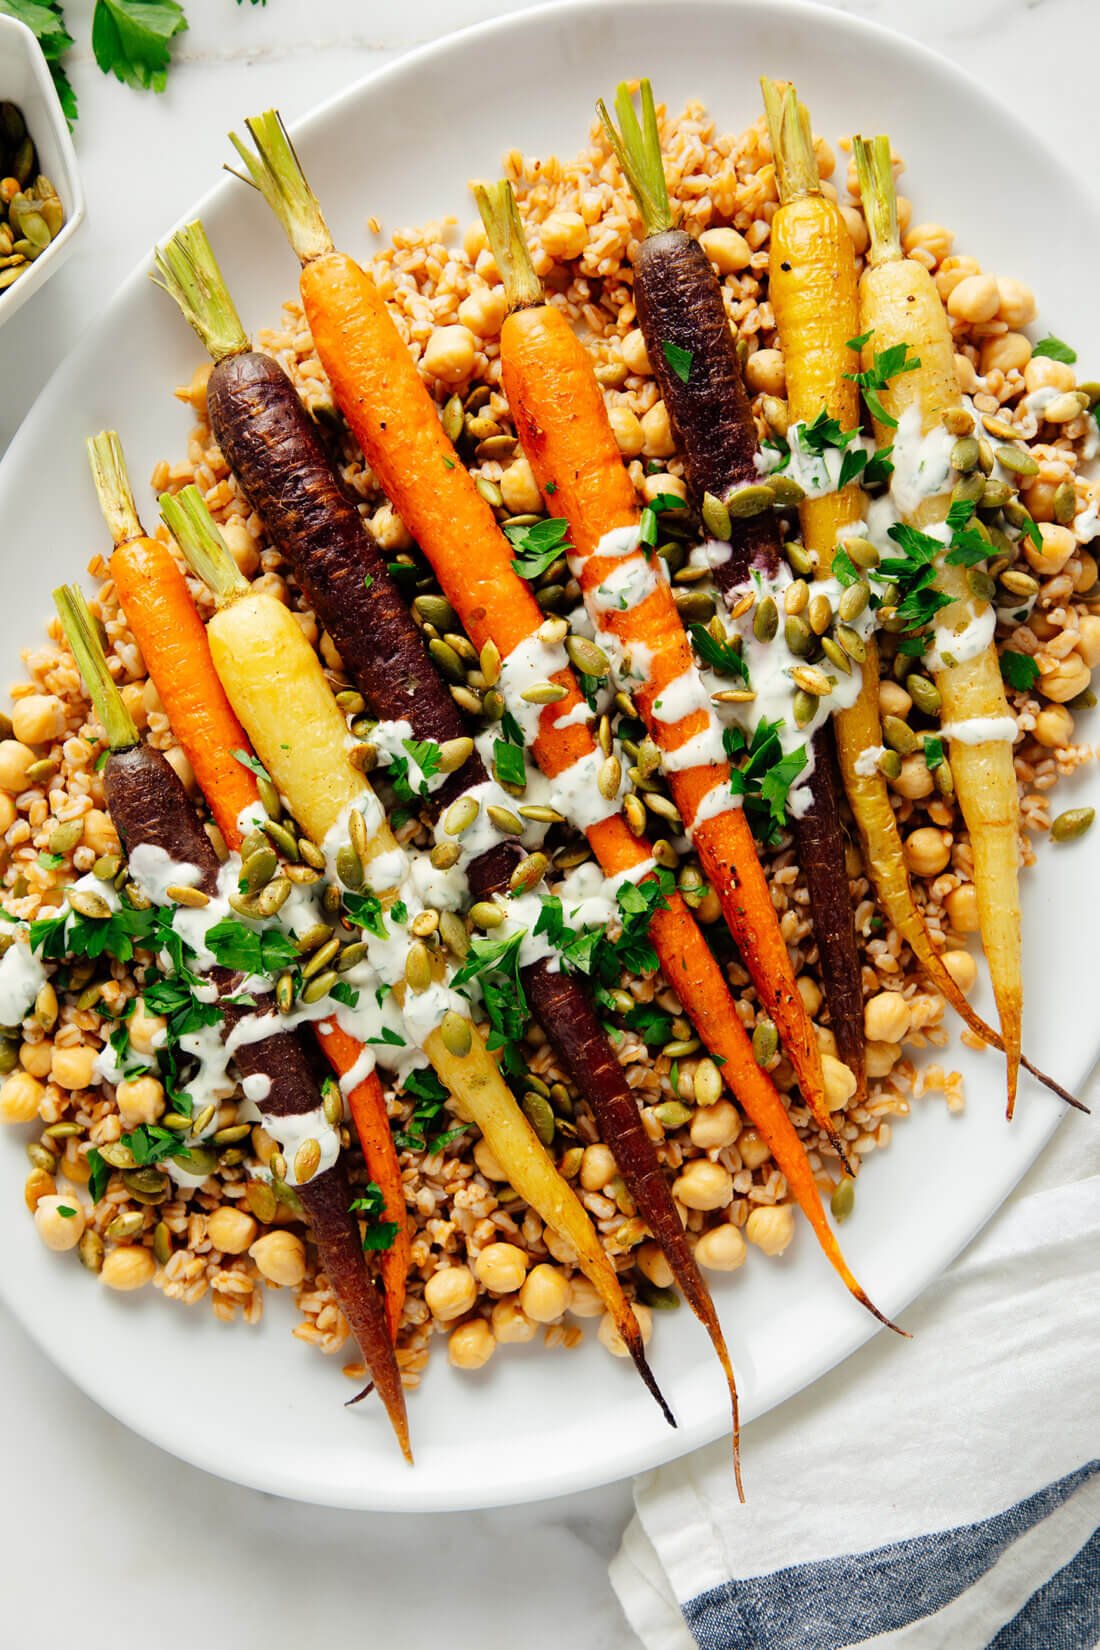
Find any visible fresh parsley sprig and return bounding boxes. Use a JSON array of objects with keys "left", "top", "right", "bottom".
[
  {"left": 724, "top": 719, "right": 808, "bottom": 844},
  {"left": 504, "top": 517, "right": 572, "bottom": 580},
  {"left": 844, "top": 341, "right": 921, "bottom": 429}
]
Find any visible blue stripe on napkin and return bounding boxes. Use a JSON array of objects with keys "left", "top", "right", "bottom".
[
  {"left": 684, "top": 1460, "right": 1099, "bottom": 1650},
  {"left": 986, "top": 1523, "right": 1100, "bottom": 1650}
]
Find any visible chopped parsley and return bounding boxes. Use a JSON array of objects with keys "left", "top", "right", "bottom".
[
  {"left": 329, "top": 981, "right": 359, "bottom": 1009},
  {"left": 342, "top": 890, "right": 388, "bottom": 939},
  {"left": 878, "top": 522, "right": 954, "bottom": 644},
  {"left": 845, "top": 330, "right": 874, "bottom": 352},
  {"left": 725, "top": 719, "right": 808, "bottom": 844},
  {"left": 493, "top": 738, "right": 527, "bottom": 790},
  {"left": 56, "top": 1204, "right": 77, "bottom": 1218},
  {"left": 661, "top": 339, "right": 693, "bottom": 383},
  {"left": 844, "top": 341, "right": 921, "bottom": 429},
  {"left": 124, "top": 1122, "right": 190, "bottom": 1168},
  {"left": 622, "top": 1003, "right": 674, "bottom": 1047},
  {"left": 393, "top": 1066, "right": 463, "bottom": 1154},
  {"left": 533, "top": 871, "right": 673, "bottom": 993},
  {"left": 231, "top": 749, "right": 270, "bottom": 782},
  {"left": 363, "top": 574, "right": 374, "bottom": 591},
  {"left": 500, "top": 710, "right": 525, "bottom": 747},
  {"left": 798, "top": 406, "right": 858, "bottom": 456},
  {"left": 349, "top": 1182, "right": 399, "bottom": 1252},
  {"left": 923, "top": 736, "right": 945, "bottom": 772},
  {"left": 639, "top": 492, "right": 684, "bottom": 548},
  {"left": 366, "top": 1025, "right": 405, "bottom": 1049},
  {"left": 504, "top": 517, "right": 572, "bottom": 581},
  {"left": 831, "top": 547, "right": 860, "bottom": 588},
  {"left": 204, "top": 918, "right": 298, "bottom": 977},
  {"left": 689, "top": 623, "right": 748, "bottom": 681},
  {"left": 30, "top": 898, "right": 156, "bottom": 965},
  {"left": 391, "top": 899, "right": 408, "bottom": 926},
  {"left": 451, "top": 928, "right": 529, "bottom": 1054},
  {"left": 1031, "top": 336, "right": 1076, "bottom": 365},
  {"left": 86, "top": 1149, "right": 110, "bottom": 1204},
  {"left": 37, "top": 851, "right": 64, "bottom": 871},
  {"left": 1000, "top": 650, "right": 1041, "bottom": 692},
  {"left": 387, "top": 737, "right": 442, "bottom": 803}
]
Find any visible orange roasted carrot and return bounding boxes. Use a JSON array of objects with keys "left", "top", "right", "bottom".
[
  {"left": 473, "top": 183, "right": 844, "bottom": 1165},
  {"left": 228, "top": 109, "right": 898, "bottom": 1331},
  {"left": 153, "top": 485, "right": 411, "bottom": 1338}
]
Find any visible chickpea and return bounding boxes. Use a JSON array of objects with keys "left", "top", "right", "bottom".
[
  {"left": 0, "top": 739, "right": 35, "bottom": 793},
  {"left": 369, "top": 503, "right": 413, "bottom": 552},
  {"left": 744, "top": 348, "right": 785, "bottom": 397},
  {"left": 812, "top": 134, "right": 835, "bottom": 179},
  {"left": 473, "top": 1137, "right": 509, "bottom": 1183},
  {"left": 1024, "top": 357, "right": 1075, "bottom": 395},
  {"left": 422, "top": 324, "right": 476, "bottom": 385},
  {"left": 797, "top": 975, "right": 823, "bottom": 1017},
  {"left": 128, "top": 999, "right": 167, "bottom": 1057},
  {"left": 878, "top": 679, "right": 913, "bottom": 719},
  {"left": 689, "top": 1100, "right": 741, "bottom": 1151},
  {"left": 598, "top": 1302, "right": 653, "bottom": 1357},
  {"left": 640, "top": 400, "right": 676, "bottom": 458},
  {"left": 520, "top": 1262, "right": 572, "bottom": 1324},
  {"left": 1075, "top": 554, "right": 1099, "bottom": 595},
  {"left": 1075, "top": 614, "right": 1100, "bottom": 670},
  {"left": 866, "top": 1039, "right": 901, "bottom": 1079},
  {"left": 673, "top": 1159, "right": 733, "bottom": 1212},
  {"left": 19, "top": 1039, "right": 52, "bottom": 1078},
  {"left": 0, "top": 793, "right": 14, "bottom": 833},
  {"left": 0, "top": 1071, "right": 44, "bottom": 1123},
  {"left": 1041, "top": 653, "right": 1091, "bottom": 704},
  {"left": 423, "top": 1263, "right": 477, "bottom": 1321},
  {"left": 954, "top": 352, "right": 980, "bottom": 394},
  {"left": 457, "top": 286, "right": 507, "bottom": 338},
  {"left": 463, "top": 220, "right": 488, "bottom": 261},
  {"left": 864, "top": 991, "right": 911, "bottom": 1044},
  {"left": 946, "top": 273, "right": 999, "bottom": 325},
  {"left": 11, "top": 694, "right": 66, "bottom": 746},
  {"left": 540, "top": 210, "right": 587, "bottom": 261},
  {"left": 738, "top": 1129, "right": 771, "bottom": 1171},
  {"left": 694, "top": 1222, "right": 747, "bottom": 1272},
  {"left": 904, "top": 826, "right": 952, "bottom": 878},
  {"left": 745, "top": 1204, "right": 795, "bottom": 1257},
  {"left": 840, "top": 205, "right": 868, "bottom": 257},
  {"left": 81, "top": 808, "right": 118, "bottom": 858},
  {"left": 992, "top": 277, "right": 1036, "bottom": 329},
  {"left": 698, "top": 226, "right": 752, "bottom": 274},
  {"left": 892, "top": 754, "right": 934, "bottom": 800},
  {"left": 491, "top": 1297, "right": 537, "bottom": 1344},
  {"left": 643, "top": 472, "right": 687, "bottom": 504},
  {"left": 902, "top": 223, "right": 953, "bottom": 264},
  {"left": 207, "top": 1206, "right": 258, "bottom": 1255},
  {"left": 1032, "top": 704, "right": 1074, "bottom": 749},
  {"left": 580, "top": 1142, "right": 617, "bottom": 1192},
  {"left": 637, "top": 1242, "right": 674, "bottom": 1289},
  {"left": 119, "top": 683, "right": 147, "bottom": 733},
  {"left": 499, "top": 457, "right": 542, "bottom": 515},
  {"left": 945, "top": 882, "right": 981, "bottom": 933},
  {"left": 566, "top": 1275, "right": 603, "bottom": 1318},
  {"left": 474, "top": 1241, "right": 528, "bottom": 1294},
  {"left": 50, "top": 1044, "right": 97, "bottom": 1092},
  {"left": 34, "top": 1193, "right": 85, "bottom": 1251},
  {"left": 622, "top": 327, "right": 651, "bottom": 375},
  {"left": 822, "top": 1054, "right": 857, "bottom": 1113},
  {"left": 448, "top": 1319, "right": 495, "bottom": 1370},
  {"left": 101, "top": 1245, "right": 157, "bottom": 1291},
  {"left": 1024, "top": 522, "right": 1076, "bottom": 577},
  {"left": 163, "top": 745, "right": 196, "bottom": 794},
  {"left": 115, "top": 1075, "right": 165, "bottom": 1129},
  {"left": 980, "top": 331, "right": 1032, "bottom": 376},
  {"left": 815, "top": 1025, "right": 838, "bottom": 1058},
  {"left": 220, "top": 519, "right": 261, "bottom": 578},
  {"left": 249, "top": 1229, "right": 306, "bottom": 1287},
  {"left": 608, "top": 403, "right": 645, "bottom": 458},
  {"left": 942, "top": 950, "right": 978, "bottom": 995},
  {"left": 895, "top": 196, "right": 912, "bottom": 233}
]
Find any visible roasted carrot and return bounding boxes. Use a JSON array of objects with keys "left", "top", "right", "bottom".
[
  {"left": 225, "top": 107, "right": 899, "bottom": 1329},
  {"left": 474, "top": 177, "right": 849, "bottom": 1169},
  {"left": 165, "top": 489, "right": 674, "bottom": 1421},
  {"left": 854, "top": 134, "right": 1022, "bottom": 1113},
  {"left": 86, "top": 432, "right": 260, "bottom": 846},
  {"left": 599, "top": 80, "right": 866, "bottom": 1101},
  {"left": 53, "top": 584, "right": 412, "bottom": 1459}
]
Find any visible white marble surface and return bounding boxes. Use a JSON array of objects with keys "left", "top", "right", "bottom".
[{"left": 0, "top": 2, "right": 1094, "bottom": 1645}]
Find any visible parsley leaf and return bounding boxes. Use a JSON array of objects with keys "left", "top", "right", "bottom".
[
  {"left": 493, "top": 738, "right": 527, "bottom": 790},
  {"left": 944, "top": 526, "right": 992, "bottom": 569},
  {"left": 343, "top": 890, "right": 388, "bottom": 939},
  {"left": 725, "top": 719, "right": 807, "bottom": 844},
  {"left": 1032, "top": 335, "right": 1077, "bottom": 365},
  {"left": 831, "top": 547, "right": 859, "bottom": 588},
  {"left": 837, "top": 446, "right": 869, "bottom": 492},
  {"left": 622, "top": 1003, "right": 674, "bottom": 1047},
  {"left": 0, "top": 1, "right": 77, "bottom": 124},
  {"left": 124, "top": 1122, "right": 191, "bottom": 1168},
  {"left": 30, "top": 898, "right": 156, "bottom": 965},
  {"left": 451, "top": 929, "right": 529, "bottom": 1052},
  {"left": 923, "top": 736, "right": 945, "bottom": 772},
  {"left": 349, "top": 1182, "right": 399, "bottom": 1252},
  {"left": 689, "top": 623, "right": 748, "bottom": 680},
  {"left": 393, "top": 1067, "right": 452, "bottom": 1152},
  {"left": 844, "top": 342, "right": 921, "bottom": 429},
  {"left": 204, "top": 919, "right": 298, "bottom": 978},
  {"left": 91, "top": 0, "right": 187, "bottom": 94},
  {"left": 387, "top": 737, "right": 442, "bottom": 802},
  {"left": 661, "top": 340, "right": 693, "bottom": 383},
  {"left": 504, "top": 517, "right": 572, "bottom": 580},
  {"left": 37, "top": 851, "right": 64, "bottom": 870},
  {"left": 329, "top": 981, "right": 359, "bottom": 1009},
  {"left": 846, "top": 329, "right": 874, "bottom": 351},
  {"left": 391, "top": 899, "right": 408, "bottom": 925},
  {"left": 87, "top": 1148, "right": 110, "bottom": 1204},
  {"left": 231, "top": 749, "right": 270, "bottom": 782},
  {"left": 1000, "top": 650, "right": 1041, "bottom": 692},
  {"left": 798, "top": 406, "right": 858, "bottom": 456},
  {"left": 864, "top": 445, "right": 895, "bottom": 486},
  {"left": 639, "top": 492, "right": 684, "bottom": 548},
  {"left": 366, "top": 1025, "right": 405, "bottom": 1049}
]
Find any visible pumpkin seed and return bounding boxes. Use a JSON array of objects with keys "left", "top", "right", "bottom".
[
  {"left": 598, "top": 755, "right": 622, "bottom": 800},
  {"left": 1053, "top": 480, "right": 1077, "bottom": 525},
  {"left": 791, "top": 664, "right": 832, "bottom": 697},
  {"left": 838, "top": 581, "right": 870, "bottom": 622},
  {"left": 335, "top": 689, "right": 366, "bottom": 715},
  {"left": 784, "top": 579, "right": 809, "bottom": 617},
  {"left": 122, "top": 1168, "right": 169, "bottom": 1203},
  {"left": 302, "top": 936, "right": 341, "bottom": 979},
  {"left": 752, "top": 596, "right": 779, "bottom": 643},
  {"left": 883, "top": 714, "right": 917, "bottom": 755},
  {"left": 106, "top": 1210, "right": 145, "bottom": 1241},
  {"left": 256, "top": 774, "right": 282, "bottom": 820},
  {"left": 411, "top": 909, "right": 440, "bottom": 939},
  {"left": 652, "top": 838, "right": 679, "bottom": 869},
  {"left": 844, "top": 537, "right": 880, "bottom": 570},
  {"left": 47, "top": 818, "right": 83, "bottom": 855},
  {"left": 653, "top": 1100, "right": 692, "bottom": 1130},
  {"left": 470, "top": 901, "right": 504, "bottom": 929},
  {"left": 950, "top": 436, "right": 980, "bottom": 472},
  {"left": 168, "top": 883, "right": 211, "bottom": 907},
  {"left": 836, "top": 623, "right": 867, "bottom": 663},
  {"left": 92, "top": 854, "right": 121, "bottom": 881},
  {"left": 727, "top": 482, "right": 775, "bottom": 518},
  {"left": 25, "top": 759, "right": 57, "bottom": 784},
  {"left": 522, "top": 1090, "right": 555, "bottom": 1147},
  {"left": 793, "top": 689, "right": 817, "bottom": 728},
  {"left": 952, "top": 468, "right": 986, "bottom": 506},
  {"left": 752, "top": 1019, "right": 778, "bottom": 1065},
  {"left": 239, "top": 827, "right": 267, "bottom": 862},
  {"left": 770, "top": 475, "right": 806, "bottom": 507},
  {"left": 830, "top": 1178, "right": 855, "bottom": 1222},
  {"left": 438, "top": 911, "right": 469, "bottom": 960},
  {"left": 414, "top": 594, "right": 459, "bottom": 632},
  {"left": 302, "top": 969, "right": 339, "bottom": 1004},
  {"left": 276, "top": 971, "right": 296, "bottom": 1013},
  {"left": 623, "top": 792, "right": 647, "bottom": 836},
  {"left": 404, "top": 941, "right": 433, "bottom": 993},
  {"left": 440, "top": 1009, "right": 473, "bottom": 1058},
  {"left": 430, "top": 840, "right": 462, "bottom": 871},
  {"left": 295, "top": 922, "right": 333, "bottom": 955},
  {"left": 347, "top": 741, "right": 377, "bottom": 774},
  {"left": 486, "top": 803, "right": 524, "bottom": 835},
  {"left": 784, "top": 614, "right": 813, "bottom": 657},
  {"left": 294, "top": 1137, "right": 322, "bottom": 1184},
  {"left": 820, "top": 637, "right": 852, "bottom": 676},
  {"left": 245, "top": 1179, "right": 278, "bottom": 1224},
  {"left": 192, "top": 1104, "right": 216, "bottom": 1137},
  {"left": 520, "top": 680, "right": 569, "bottom": 705},
  {"left": 425, "top": 637, "right": 464, "bottom": 684},
  {"left": 479, "top": 639, "right": 501, "bottom": 689},
  {"left": 1050, "top": 806, "right": 1095, "bottom": 843},
  {"left": 701, "top": 492, "right": 732, "bottom": 540},
  {"left": 78, "top": 1229, "right": 104, "bottom": 1273},
  {"left": 228, "top": 890, "right": 264, "bottom": 919},
  {"left": 346, "top": 807, "right": 370, "bottom": 869},
  {"left": 99, "top": 1141, "right": 137, "bottom": 1170},
  {"left": 0, "top": 1037, "right": 18, "bottom": 1076},
  {"left": 933, "top": 756, "right": 954, "bottom": 798},
  {"left": 441, "top": 394, "right": 464, "bottom": 442},
  {"left": 33, "top": 982, "right": 57, "bottom": 1031},
  {"left": 261, "top": 819, "right": 299, "bottom": 861},
  {"left": 663, "top": 1037, "right": 700, "bottom": 1058},
  {"left": 257, "top": 877, "right": 291, "bottom": 917},
  {"left": 996, "top": 444, "right": 1039, "bottom": 478},
  {"left": 1003, "top": 499, "right": 1036, "bottom": 532},
  {"left": 26, "top": 1141, "right": 56, "bottom": 1174},
  {"left": 967, "top": 568, "right": 997, "bottom": 604},
  {"left": 43, "top": 1121, "right": 81, "bottom": 1139},
  {"left": 509, "top": 852, "right": 549, "bottom": 894},
  {"left": 518, "top": 803, "right": 565, "bottom": 825},
  {"left": 644, "top": 794, "right": 682, "bottom": 826},
  {"left": 906, "top": 674, "right": 941, "bottom": 715},
  {"left": 475, "top": 476, "right": 503, "bottom": 509},
  {"left": 786, "top": 541, "right": 815, "bottom": 577},
  {"left": 162, "top": 1112, "right": 192, "bottom": 1132},
  {"left": 336, "top": 843, "right": 365, "bottom": 889},
  {"left": 337, "top": 941, "right": 369, "bottom": 971},
  {"left": 1000, "top": 569, "right": 1040, "bottom": 599},
  {"left": 186, "top": 1146, "right": 218, "bottom": 1177},
  {"left": 67, "top": 887, "right": 112, "bottom": 921},
  {"left": 637, "top": 1279, "right": 681, "bottom": 1311},
  {"left": 566, "top": 635, "right": 610, "bottom": 678},
  {"left": 151, "top": 1221, "right": 172, "bottom": 1265},
  {"left": 878, "top": 749, "right": 902, "bottom": 780},
  {"left": 299, "top": 837, "right": 325, "bottom": 871},
  {"left": 976, "top": 438, "right": 995, "bottom": 475}
]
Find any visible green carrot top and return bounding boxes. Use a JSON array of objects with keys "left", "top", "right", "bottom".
[
  {"left": 228, "top": 110, "right": 334, "bottom": 267},
  {"left": 760, "top": 79, "right": 821, "bottom": 205},
  {"left": 472, "top": 180, "right": 544, "bottom": 313},
  {"left": 152, "top": 220, "right": 251, "bottom": 364},
  {"left": 54, "top": 584, "right": 139, "bottom": 753},
  {"left": 160, "top": 484, "right": 250, "bottom": 607},
  {"left": 598, "top": 79, "right": 675, "bottom": 238},
  {"left": 853, "top": 134, "right": 901, "bottom": 267},
  {"left": 86, "top": 430, "right": 144, "bottom": 549}
]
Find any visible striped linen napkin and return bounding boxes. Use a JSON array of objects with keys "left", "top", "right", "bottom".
[{"left": 611, "top": 1111, "right": 1100, "bottom": 1650}]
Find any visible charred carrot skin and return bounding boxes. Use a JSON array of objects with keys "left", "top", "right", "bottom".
[{"left": 632, "top": 226, "right": 866, "bottom": 1099}]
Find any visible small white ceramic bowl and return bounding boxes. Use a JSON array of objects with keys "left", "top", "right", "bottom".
[{"left": 0, "top": 11, "right": 84, "bottom": 328}]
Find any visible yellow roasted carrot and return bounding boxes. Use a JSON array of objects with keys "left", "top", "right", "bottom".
[{"left": 854, "top": 134, "right": 1022, "bottom": 1113}]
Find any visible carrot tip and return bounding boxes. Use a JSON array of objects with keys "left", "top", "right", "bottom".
[
  {"left": 856, "top": 1289, "right": 910, "bottom": 1339},
  {"left": 630, "top": 1339, "right": 677, "bottom": 1428}
]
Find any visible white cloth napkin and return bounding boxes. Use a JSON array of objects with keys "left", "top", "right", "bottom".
[{"left": 611, "top": 1111, "right": 1100, "bottom": 1650}]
